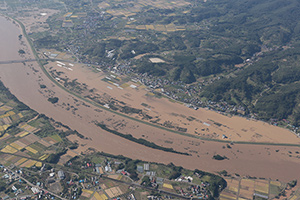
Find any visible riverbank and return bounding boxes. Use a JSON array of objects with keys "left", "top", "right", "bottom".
[{"left": 0, "top": 15, "right": 299, "bottom": 182}]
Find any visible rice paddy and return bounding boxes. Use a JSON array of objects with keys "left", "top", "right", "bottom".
[
  {"left": 10, "top": 142, "right": 23, "bottom": 150},
  {"left": 92, "top": 192, "right": 108, "bottom": 200},
  {"left": 81, "top": 189, "right": 94, "bottom": 198},
  {"left": 105, "top": 186, "right": 123, "bottom": 198},
  {"left": 163, "top": 183, "right": 174, "bottom": 189},
  {"left": 15, "top": 157, "right": 28, "bottom": 166},
  {"left": 221, "top": 178, "right": 285, "bottom": 200},
  {"left": 39, "top": 154, "right": 49, "bottom": 160},
  {"left": 0, "top": 113, "right": 61, "bottom": 168},
  {"left": 1, "top": 145, "right": 18, "bottom": 153},
  {"left": 25, "top": 146, "right": 38, "bottom": 154}
]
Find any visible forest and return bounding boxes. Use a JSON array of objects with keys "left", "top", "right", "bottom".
[{"left": 29, "top": 0, "right": 300, "bottom": 125}]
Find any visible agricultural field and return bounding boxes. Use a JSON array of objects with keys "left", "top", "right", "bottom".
[
  {"left": 0, "top": 80, "right": 78, "bottom": 169},
  {"left": 100, "top": 0, "right": 190, "bottom": 17},
  {"left": 289, "top": 189, "right": 300, "bottom": 200},
  {"left": 125, "top": 23, "right": 186, "bottom": 32},
  {"left": 0, "top": 116, "right": 63, "bottom": 167},
  {"left": 220, "top": 177, "right": 287, "bottom": 200},
  {"left": 1, "top": 0, "right": 300, "bottom": 195}
]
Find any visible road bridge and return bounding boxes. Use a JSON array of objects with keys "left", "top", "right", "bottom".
[
  {"left": 0, "top": 58, "right": 74, "bottom": 65},
  {"left": 0, "top": 59, "right": 37, "bottom": 65}
]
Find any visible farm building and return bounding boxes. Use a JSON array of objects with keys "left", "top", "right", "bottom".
[{"left": 58, "top": 170, "right": 65, "bottom": 179}]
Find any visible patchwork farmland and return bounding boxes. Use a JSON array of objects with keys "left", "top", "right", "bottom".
[{"left": 220, "top": 177, "right": 287, "bottom": 200}]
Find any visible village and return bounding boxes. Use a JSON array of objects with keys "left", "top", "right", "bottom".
[
  {"left": 0, "top": 1, "right": 300, "bottom": 200},
  {"left": 0, "top": 76, "right": 225, "bottom": 200}
]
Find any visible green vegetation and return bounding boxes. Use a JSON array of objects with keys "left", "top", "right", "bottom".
[
  {"left": 6, "top": 0, "right": 300, "bottom": 127},
  {"left": 194, "top": 169, "right": 227, "bottom": 198},
  {"left": 46, "top": 148, "right": 67, "bottom": 164},
  {"left": 0, "top": 180, "right": 6, "bottom": 192},
  {"left": 47, "top": 97, "right": 59, "bottom": 104},
  {"left": 141, "top": 176, "right": 151, "bottom": 187},
  {"left": 212, "top": 154, "right": 228, "bottom": 161},
  {"left": 96, "top": 123, "right": 190, "bottom": 155},
  {"left": 39, "top": 84, "right": 46, "bottom": 89},
  {"left": 201, "top": 47, "right": 300, "bottom": 125},
  {"left": 288, "top": 180, "right": 297, "bottom": 188},
  {"left": 18, "top": 49, "right": 25, "bottom": 54},
  {"left": 167, "top": 162, "right": 182, "bottom": 180},
  {"left": 65, "top": 152, "right": 226, "bottom": 198}
]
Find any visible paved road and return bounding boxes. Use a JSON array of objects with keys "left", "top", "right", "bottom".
[
  {"left": 0, "top": 58, "right": 74, "bottom": 65},
  {"left": 4, "top": 165, "right": 67, "bottom": 200},
  {"left": 0, "top": 152, "right": 189, "bottom": 199}
]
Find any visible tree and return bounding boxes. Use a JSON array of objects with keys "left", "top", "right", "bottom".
[
  {"left": 141, "top": 176, "right": 151, "bottom": 187},
  {"left": 48, "top": 97, "right": 59, "bottom": 104},
  {"left": 18, "top": 49, "right": 25, "bottom": 54}
]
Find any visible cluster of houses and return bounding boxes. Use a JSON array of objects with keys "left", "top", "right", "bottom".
[{"left": 0, "top": 165, "right": 59, "bottom": 200}]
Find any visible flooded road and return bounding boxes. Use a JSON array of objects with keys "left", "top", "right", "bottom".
[{"left": 0, "top": 15, "right": 299, "bottom": 182}]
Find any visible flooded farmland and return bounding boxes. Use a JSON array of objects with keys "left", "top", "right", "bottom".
[{"left": 0, "top": 15, "right": 300, "bottom": 182}]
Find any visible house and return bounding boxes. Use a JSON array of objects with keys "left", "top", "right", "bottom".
[
  {"left": 144, "top": 163, "right": 149, "bottom": 171},
  {"left": 222, "top": 134, "right": 227, "bottom": 139},
  {"left": 137, "top": 166, "right": 143, "bottom": 173},
  {"left": 58, "top": 170, "right": 65, "bottom": 180},
  {"left": 145, "top": 171, "right": 156, "bottom": 177},
  {"left": 156, "top": 177, "right": 164, "bottom": 185},
  {"left": 104, "top": 165, "right": 112, "bottom": 172},
  {"left": 31, "top": 187, "right": 40, "bottom": 195}
]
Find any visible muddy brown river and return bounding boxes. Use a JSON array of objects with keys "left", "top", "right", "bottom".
[{"left": 0, "top": 15, "right": 299, "bottom": 182}]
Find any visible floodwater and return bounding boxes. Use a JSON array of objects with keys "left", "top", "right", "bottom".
[{"left": 0, "top": 15, "right": 300, "bottom": 182}]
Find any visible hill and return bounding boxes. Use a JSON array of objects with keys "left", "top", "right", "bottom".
[{"left": 6, "top": 0, "right": 300, "bottom": 125}]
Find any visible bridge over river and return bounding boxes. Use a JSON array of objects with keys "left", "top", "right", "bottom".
[{"left": 0, "top": 58, "right": 73, "bottom": 65}]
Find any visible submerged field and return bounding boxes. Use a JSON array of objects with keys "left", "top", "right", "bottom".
[
  {"left": 0, "top": 15, "right": 300, "bottom": 183},
  {"left": 44, "top": 60, "right": 300, "bottom": 144}
]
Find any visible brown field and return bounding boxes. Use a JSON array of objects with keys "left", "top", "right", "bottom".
[
  {"left": 10, "top": 142, "right": 23, "bottom": 150},
  {"left": 7, "top": 155, "right": 20, "bottom": 163},
  {"left": 0, "top": 153, "right": 9, "bottom": 161},
  {"left": 105, "top": 186, "right": 123, "bottom": 198},
  {"left": 220, "top": 191, "right": 236, "bottom": 200},
  {"left": 0, "top": 105, "right": 12, "bottom": 112},
  {"left": 108, "top": 174, "right": 122, "bottom": 180},
  {"left": 20, "top": 124, "right": 38, "bottom": 132},
  {"left": 16, "top": 131, "right": 29, "bottom": 137},
  {"left": 100, "top": 184, "right": 107, "bottom": 190},
  {"left": 39, "top": 48, "right": 74, "bottom": 61},
  {"left": 149, "top": 58, "right": 166, "bottom": 63},
  {"left": 221, "top": 178, "right": 289, "bottom": 200},
  {"left": 1, "top": 145, "right": 18, "bottom": 154},
  {"left": 20, "top": 159, "right": 36, "bottom": 168},
  {"left": 81, "top": 189, "right": 94, "bottom": 198},
  {"left": 19, "top": 134, "right": 39, "bottom": 146},
  {"left": 1, "top": 15, "right": 300, "bottom": 183},
  {"left": 101, "top": 0, "right": 190, "bottom": 18},
  {"left": 38, "top": 139, "right": 51, "bottom": 147},
  {"left": 43, "top": 60, "right": 300, "bottom": 145},
  {"left": 43, "top": 136, "right": 59, "bottom": 144},
  {"left": 14, "top": 140, "right": 27, "bottom": 148},
  {"left": 15, "top": 157, "right": 28, "bottom": 166},
  {"left": 91, "top": 192, "right": 108, "bottom": 200},
  {"left": 16, "top": 8, "right": 58, "bottom": 33},
  {"left": 0, "top": 133, "right": 10, "bottom": 141},
  {"left": 226, "top": 179, "right": 240, "bottom": 193},
  {"left": 2, "top": 117, "right": 12, "bottom": 124},
  {"left": 3, "top": 154, "right": 15, "bottom": 162}
]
